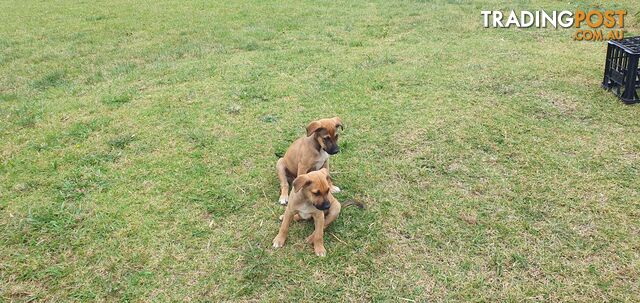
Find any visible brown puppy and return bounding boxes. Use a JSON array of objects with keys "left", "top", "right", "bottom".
[
  {"left": 276, "top": 117, "right": 343, "bottom": 205},
  {"left": 272, "top": 168, "right": 341, "bottom": 257}
]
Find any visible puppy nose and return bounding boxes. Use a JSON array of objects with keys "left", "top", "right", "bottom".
[{"left": 317, "top": 201, "right": 330, "bottom": 210}]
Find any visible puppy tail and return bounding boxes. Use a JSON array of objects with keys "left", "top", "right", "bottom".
[{"left": 342, "top": 199, "right": 365, "bottom": 210}]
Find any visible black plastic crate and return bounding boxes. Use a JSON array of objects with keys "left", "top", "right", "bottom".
[{"left": 602, "top": 36, "right": 640, "bottom": 104}]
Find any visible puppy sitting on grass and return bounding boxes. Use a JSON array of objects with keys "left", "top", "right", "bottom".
[
  {"left": 273, "top": 168, "right": 341, "bottom": 257},
  {"left": 276, "top": 117, "right": 343, "bottom": 205}
]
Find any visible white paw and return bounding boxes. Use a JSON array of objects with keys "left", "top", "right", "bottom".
[
  {"left": 273, "top": 237, "right": 285, "bottom": 248},
  {"left": 315, "top": 247, "right": 326, "bottom": 257},
  {"left": 330, "top": 185, "right": 341, "bottom": 193},
  {"left": 278, "top": 197, "right": 288, "bottom": 205}
]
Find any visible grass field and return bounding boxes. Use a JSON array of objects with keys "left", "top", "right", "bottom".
[{"left": 1, "top": 0, "right": 639, "bottom": 301}]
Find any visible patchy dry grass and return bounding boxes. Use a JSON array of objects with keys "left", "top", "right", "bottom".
[{"left": 1, "top": 0, "right": 639, "bottom": 301}]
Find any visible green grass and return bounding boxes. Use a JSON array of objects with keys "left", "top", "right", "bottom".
[{"left": 1, "top": 0, "right": 639, "bottom": 301}]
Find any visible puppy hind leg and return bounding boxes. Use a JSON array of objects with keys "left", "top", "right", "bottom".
[
  {"left": 276, "top": 158, "right": 289, "bottom": 205},
  {"left": 323, "top": 200, "right": 341, "bottom": 229}
]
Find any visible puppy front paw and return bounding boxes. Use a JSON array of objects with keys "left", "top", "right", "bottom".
[
  {"left": 314, "top": 245, "right": 326, "bottom": 257},
  {"left": 330, "top": 185, "right": 341, "bottom": 193},
  {"left": 278, "top": 196, "right": 288, "bottom": 205},
  {"left": 273, "top": 236, "right": 285, "bottom": 248}
]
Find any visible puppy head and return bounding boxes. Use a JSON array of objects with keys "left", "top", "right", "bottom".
[
  {"left": 293, "top": 168, "right": 332, "bottom": 210},
  {"left": 306, "top": 117, "right": 343, "bottom": 155}
]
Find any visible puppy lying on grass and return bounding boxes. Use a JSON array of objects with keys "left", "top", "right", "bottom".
[{"left": 273, "top": 168, "right": 341, "bottom": 256}]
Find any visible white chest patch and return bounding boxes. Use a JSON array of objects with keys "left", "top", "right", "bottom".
[
  {"left": 298, "top": 204, "right": 315, "bottom": 219},
  {"left": 315, "top": 150, "right": 330, "bottom": 170}
]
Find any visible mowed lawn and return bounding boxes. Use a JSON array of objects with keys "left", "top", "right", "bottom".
[{"left": 1, "top": 0, "right": 639, "bottom": 301}]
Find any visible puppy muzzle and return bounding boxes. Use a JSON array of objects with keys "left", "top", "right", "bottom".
[
  {"left": 316, "top": 201, "right": 331, "bottom": 210},
  {"left": 327, "top": 146, "right": 340, "bottom": 155}
]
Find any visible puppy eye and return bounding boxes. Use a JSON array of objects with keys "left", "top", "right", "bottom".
[{"left": 313, "top": 191, "right": 321, "bottom": 196}]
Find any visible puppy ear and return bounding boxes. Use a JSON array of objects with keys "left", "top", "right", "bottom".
[
  {"left": 333, "top": 117, "right": 344, "bottom": 130},
  {"left": 306, "top": 121, "right": 324, "bottom": 137},
  {"left": 293, "top": 175, "right": 312, "bottom": 193}
]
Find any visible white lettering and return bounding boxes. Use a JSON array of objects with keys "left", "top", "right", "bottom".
[
  {"left": 493, "top": 11, "right": 504, "bottom": 27},
  {"left": 558, "top": 11, "right": 574, "bottom": 28},
  {"left": 481, "top": 11, "right": 492, "bottom": 27},
  {"left": 505, "top": 10, "right": 520, "bottom": 27},
  {"left": 541, "top": 10, "right": 557, "bottom": 28},
  {"left": 520, "top": 11, "right": 534, "bottom": 27}
]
